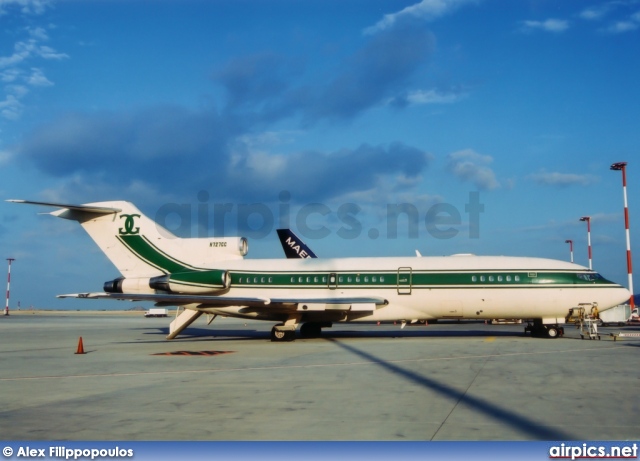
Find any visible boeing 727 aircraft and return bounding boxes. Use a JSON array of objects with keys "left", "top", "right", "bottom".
[{"left": 9, "top": 199, "right": 630, "bottom": 341}]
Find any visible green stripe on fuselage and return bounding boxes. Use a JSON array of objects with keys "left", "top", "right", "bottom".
[
  {"left": 229, "top": 270, "right": 618, "bottom": 288},
  {"left": 118, "top": 234, "right": 192, "bottom": 274}
]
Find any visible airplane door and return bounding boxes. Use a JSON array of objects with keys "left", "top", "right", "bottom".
[
  {"left": 328, "top": 272, "right": 337, "bottom": 290},
  {"left": 397, "top": 267, "right": 412, "bottom": 295}
]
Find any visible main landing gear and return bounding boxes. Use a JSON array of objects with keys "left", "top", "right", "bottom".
[
  {"left": 271, "top": 322, "right": 332, "bottom": 342},
  {"left": 525, "top": 320, "right": 565, "bottom": 339},
  {"left": 270, "top": 325, "right": 296, "bottom": 342}
]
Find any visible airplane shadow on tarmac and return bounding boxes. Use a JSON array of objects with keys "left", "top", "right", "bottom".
[
  {"left": 130, "top": 323, "right": 574, "bottom": 439},
  {"left": 326, "top": 337, "right": 574, "bottom": 441},
  {"left": 132, "top": 323, "right": 527, "bottom": 344}
]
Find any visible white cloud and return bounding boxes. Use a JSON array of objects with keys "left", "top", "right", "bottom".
[
  {"left": 0, "top": 5, "right": 68, "bottom": 120},
  {"left": 447, "top": 149, "right": 500, "bottom": 190},
  {"left": 604, "top": 21, "right": 639, "bottom": 33},
  {"left": 528, "top": 171, "right": 599, "bottom": 187},
  {"left": 26, "top": 67, "right": 52, "bottom": 87},
  {"left": 405, "top": 88, "right": 468, "bottom": 105},
  {"left": 579, "top": 2, "right": 640, "bottom": 33},
  {"left": 521, "top": 19, "right": 570, "bottom": 33},
  {"left": 1, "top": 68, "right": 21, "bottom": 83},
  {"left": 0, "top": 0, "right": 51, "bottom": 15},
  {"left": 37, "top": 45, "right": 69, "bottom": 60},
  {"left": 364, "top": 0, "right": 478, "bottom": 35},
  {"left": 0, "top": 94, "right": 24, "bottom": 120},
  {"left": 580, "top": 5, "right": 613, "bottom": 21},
  {"left": 7, "top": 84, "right": 29, "bottom": 98}
]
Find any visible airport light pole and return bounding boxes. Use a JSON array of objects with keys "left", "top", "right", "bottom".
[
  {"left": 5, "top": 258, "right": 14, "bottom": 316},
  {"left": 565, "top": 239, "right": 574, "bottom": 263},
  {"left": 580, "top": 217, "right": 592, "bottom": 270},
  {"left": 610, "top": 161, "right": 634, "bottom": 307}
]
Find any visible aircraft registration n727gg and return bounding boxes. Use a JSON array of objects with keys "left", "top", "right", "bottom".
[{"left": 9, "top": 199, "right": 630, "bottom": 342}]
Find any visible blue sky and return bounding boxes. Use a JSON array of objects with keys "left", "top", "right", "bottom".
[{"left": 1, "top": 0, "right": 639, "bottom": 309}]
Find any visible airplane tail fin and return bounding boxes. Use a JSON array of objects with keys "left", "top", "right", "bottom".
[
  {"left": 8, "top": 200, "right": 248, "bottom": 278},
  {"left": 276, "top": 228, "right": 317, "bottom": 259}
]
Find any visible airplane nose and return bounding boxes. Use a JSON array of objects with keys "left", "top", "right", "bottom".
[{"left": 614, "top": 286, "right": 632, "bottom": 307}]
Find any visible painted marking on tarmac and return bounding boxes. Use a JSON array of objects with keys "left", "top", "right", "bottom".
[
  {"left": 152, "top": 350, "right": 235, "bottom": 356},
  {"left": 0, "top": 345, "right": 623, "bottom": 382}
]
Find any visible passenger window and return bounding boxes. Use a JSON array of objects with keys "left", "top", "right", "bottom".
[
  {"left": 506, "top": 275, "right": 511, "bottom": 282},
  {"left": 515, "top": 275, "right": 520, "bottom": 282},
  {"left": 497, "top": 275, "right": 503, "bottom": 282},
  {"left": 380, "top": 276, "right": 385, "bottom": 282},
  {"left": 364, "top": 276, "right": 369, "bottom": 282},
  {"left": 372, "top": 276, "right": 377, "bottom": 282},
  {"left": 472, "top": 275, "right": 477, "bottom": 282}
]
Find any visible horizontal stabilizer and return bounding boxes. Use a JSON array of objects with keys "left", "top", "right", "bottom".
[{"left": 7, "top": 199, "right": 121, "bottom": 214}]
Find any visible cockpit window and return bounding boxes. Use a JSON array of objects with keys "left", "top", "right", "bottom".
[{"left": 577, "top": 273, "right": 604, "bottom": 282}]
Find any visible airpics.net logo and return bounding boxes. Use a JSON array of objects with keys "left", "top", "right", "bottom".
[
  {"left": 549, "top": 443, "right": 638, "bottom": 460},
  {"left": 153, "top": 190, "right": 485, "bottom": 241}
]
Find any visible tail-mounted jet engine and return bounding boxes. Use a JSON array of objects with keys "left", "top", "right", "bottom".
[{"left": 104, "top": 269, "right": 230, "bottom": 295}]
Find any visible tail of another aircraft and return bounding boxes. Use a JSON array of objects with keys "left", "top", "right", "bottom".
[
  {"left": 276, "top": 228, "right": 317, "bottom": 259},
  {"left": 8, "top": 200, "right": 248, "bottom": 278}
]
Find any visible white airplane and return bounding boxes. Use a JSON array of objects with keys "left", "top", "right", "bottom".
[{"left": 9, "top": 199, "right": 630, "bottom": 341}]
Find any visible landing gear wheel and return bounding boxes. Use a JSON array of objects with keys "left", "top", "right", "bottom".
[{"left": 271, "top": 326, "right": 296, "bottom": 342}]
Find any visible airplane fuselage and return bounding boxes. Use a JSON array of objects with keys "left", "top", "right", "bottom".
[{"left": 181, "top": 255, "right": 628, "bottom": 324}]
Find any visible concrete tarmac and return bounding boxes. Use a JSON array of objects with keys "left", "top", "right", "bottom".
[{"left": 1, "top": 312, "right": 639, "bottom": 441}]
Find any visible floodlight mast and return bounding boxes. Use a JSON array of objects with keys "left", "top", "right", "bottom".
[
  {"left": 565, "top": 239, "right": 574, "bottom": 263},
  {"left": 610, "top": 161, "right": 634, "bottom": 308},
  {"left": 580, "top": 217, "right": 592, "bottom": 270},
  {"left": 5, "top": 258, "right": 14, "bottom": 316}
]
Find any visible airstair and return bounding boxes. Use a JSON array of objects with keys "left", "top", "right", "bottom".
[{"left": 566, "top": 303, "right": 601, "bottom": 340}]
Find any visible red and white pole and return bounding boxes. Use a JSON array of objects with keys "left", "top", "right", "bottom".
[
  {"left": 580, "top": 217, "right": 592, "bottom": 270},
  {"left": 5, "top": 258, "right": 15, "bottom": 316},
  {"left": 611, "top": 162, "right": 634, "bottom": 307},
  {"left": 565, "top": 239, "right": 574, "bottom": 263}
]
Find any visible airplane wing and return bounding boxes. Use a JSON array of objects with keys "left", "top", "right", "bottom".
[{"left": 57, "top": 292, "right": 387, "bottom": 312}]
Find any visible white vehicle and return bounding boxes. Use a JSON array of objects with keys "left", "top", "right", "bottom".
[
  {"left": 10, "top": 199, "right": 631, "bottom": 342},
  {"left": 628, "top": 307, "right": 639, "bottom": 325},
  {"left": 144, "top": 308, "right": 168, "bottom": 318},
  {"left": 599, "top": 304, "right": 632, "bottom": 326}
]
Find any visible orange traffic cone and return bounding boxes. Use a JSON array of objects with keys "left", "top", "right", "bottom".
[{"left": 75, "top": 336, "right": 85, "bottom": 355}]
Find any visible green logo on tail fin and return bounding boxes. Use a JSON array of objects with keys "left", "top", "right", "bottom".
[{"left": 119, "top": 214, "right": 141, "bottom": 235}]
